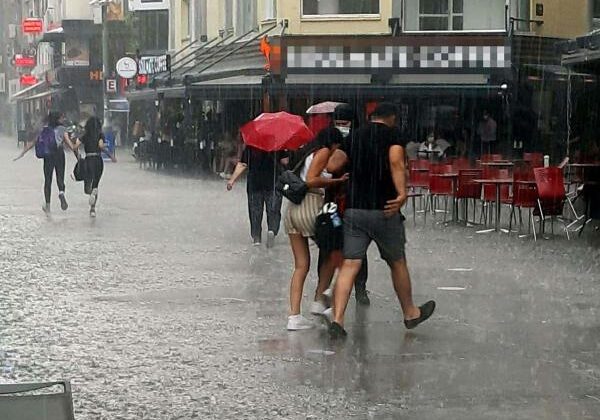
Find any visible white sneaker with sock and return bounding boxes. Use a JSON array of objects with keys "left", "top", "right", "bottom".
[
  {"left": 287, "top": 314, "right": 314, "bottom": 331},
  {"left": 309, "top": 300, "right": 328, "bottom": 316}
]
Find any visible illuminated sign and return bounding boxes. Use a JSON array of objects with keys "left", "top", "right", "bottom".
[
  {"left": 20, "top": 75, "right": 38, "bottom": 86},
  {"left": 22, "top": 18, "right": 43, "bottom": 34},
  {"left": 138, "top": 55, "right": 170, "bottom": 75},
  {"left": 14, "top": 54, "right": 36, "bottom": 67}
]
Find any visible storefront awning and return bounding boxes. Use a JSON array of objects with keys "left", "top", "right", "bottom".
[
  {"left": 125, "top": 89, "right": 158, "bottom": 101},
  {"left": 188, "top": 76, "right": 263, "bottom": 99},
  {"left": 10, "top": 81, "right": 46, "bottom": 101}
]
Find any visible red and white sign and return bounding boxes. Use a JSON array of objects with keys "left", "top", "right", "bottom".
[
  {"left": 106, "top": 79, "right": 117, "bottom": 93},
  {"left": 22, "top": 18, "right": 43, "bottom": 34},
  {"left": 14, "top": 54, "right": 36, "bottom": 67},
  {"left": 20, "top": 75, "right": 38, "bottom": 86}
]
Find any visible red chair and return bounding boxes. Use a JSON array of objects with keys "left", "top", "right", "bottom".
[
  {"left": 452, "top": 157, "right": 471, "bottom": 171},
  {"left": 523, "top": 152, "right": 544, "bottom": 168},
  {"left": 507, "top": 170, "right": 539, "bottom": 239},
  {"left": 456, "top": 169, "right": 483, "bottom": 224},
  {"left": 481, "top": 154, "right": 503, "bottom": 162},
  {"left": 480, "top": 167, "right": 511, "bottom": 226},
  {"left": 427, "top": 164, "right": 454, "bottom": 221},
  {"left": 533, "top": 167, "right": 570, "bottom": 239},
  {"left": 407, "top": 159, "right": 430, "bottom": 224}
]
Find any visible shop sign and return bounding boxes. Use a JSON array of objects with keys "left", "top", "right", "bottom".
[
  {"left": 65, "top": 38, "right": 90, "bottom": 67},
  {"left": 116, "top": 57, "right": 137, "bottom": 79},
  {"left": 89, "top": 70, "right": 103, "bottom": 81},
  {"left": 20, "top": 75, "right": 38, "bottom": 86},
  {"left": 14, "top": 54, "right": 36, "bottom": 67},
  {"left": 138, "top": 54, "right": 170, "bottom": 75},
  {"left": 106, "top": 79, "right": 117, "bottom": 93},
  {"left": 22, "top": 18, "right": 43, "bottom": 34}
]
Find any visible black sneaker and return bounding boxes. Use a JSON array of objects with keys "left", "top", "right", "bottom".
[
  {"left": 59, "top": 193, "right": 68, "bottom": 211},
  {"left": 355, "top": 289, "right": 371, "bottom": 306},
  {"left": 328, "top": 322, "right": 347, "bottom": 339},
  {"left": 404, "top": 301, "right": 436, "bottom": 330}
]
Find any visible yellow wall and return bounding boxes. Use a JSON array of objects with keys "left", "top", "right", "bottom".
[{"left": 531, "top": 0, "right": 590, "bottom": 39}]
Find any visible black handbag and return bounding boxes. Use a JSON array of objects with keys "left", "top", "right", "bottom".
[
  {"left": 276, "top": 148, "right": 315, "bottom": 204},
  {"left": 73, "top": 158, "right": 86, "bottom": 182}
]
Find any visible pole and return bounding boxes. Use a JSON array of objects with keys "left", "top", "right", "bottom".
[{"left": 102, "top": 3, "right": 110, "bottom": 127}]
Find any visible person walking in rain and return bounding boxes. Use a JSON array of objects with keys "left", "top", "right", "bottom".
[
  {"left": 326, "top": 103, "right": 436, "bottom": 338},
  {"left": 14, "top": 111, "right": 76, "bottom": 213},
  {"left": 71, "top": 117, "right": 117, "bottom": 217},
  {"left": 227, "top": 145, "right": 286, "bottom": 247}
]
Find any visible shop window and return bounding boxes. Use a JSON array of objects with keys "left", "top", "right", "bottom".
[
  {"left": 404, "top": 0, "right": 505, "bottom": 31},
  {"left": 302, "top": 0, "right": 380, "bottom": 16}
]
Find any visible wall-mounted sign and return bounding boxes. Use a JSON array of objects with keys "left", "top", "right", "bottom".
[
  {"left": 89, "top": 70, "right": 103, "bottom": 81},
  {"left": 64, "top": 38, "right": 90, "bottom": 67},
  {"left": 106, "top": 79, "right": 117, "bottom": 93},
  {"left": 116, "top": 57, "right": 138, "bottom": 79},
  {"left": 128, "top": 0, "right": 169, "bottom": 11},
  {"left": 20, "top": 75, "right": 38, "bottom": 86},
  {"left": 22, "top": 18, "right": 43, "bottom": 34},
  {"left": 14, "top": 54, "right": 36, "bottom": 67},
  {"left": 138, "top": 54, "right": 170, "bottom": 75}
]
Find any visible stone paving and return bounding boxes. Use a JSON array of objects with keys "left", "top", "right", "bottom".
[{"left": 1, "top": 136, "right": 600, "bottom": 419}]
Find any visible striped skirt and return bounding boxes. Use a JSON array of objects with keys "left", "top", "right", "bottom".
[{"left": 284, "top": 192, "right": 324, "bottom": 237}]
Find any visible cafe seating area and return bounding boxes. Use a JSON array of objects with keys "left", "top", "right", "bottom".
[{"left": 407, "top": 152, "right": 600, "bottom": 240}]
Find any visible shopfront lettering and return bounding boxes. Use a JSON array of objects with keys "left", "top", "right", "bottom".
[{"left": 138, "top": 55, "right": 170, "bottom": 75}]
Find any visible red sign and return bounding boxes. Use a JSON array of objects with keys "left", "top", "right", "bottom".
[
  {"left": 20, "top": 75, "right": 38, "bottom": 86},
  {"left": 15, "top": 55, "right": 36, "bottom": 67},
  {"left": 22, "top": 18, "right": 43, "bottom": 34},
  {"left": 137, "top": 74, "right": 148, "bottom": 85}
]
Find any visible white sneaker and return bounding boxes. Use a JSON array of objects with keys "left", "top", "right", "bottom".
[
  {"left": 89, "top": 188, "right": 98, "bottom": 206},
  {"left": 322, "top": 287, "right": 333, "bottom": 300},
  {"left": 310, "top": 300, "right": 328, "bottom": 316},
  {"left": 90, "top": 207, "right": 96, "bottom": 218},
  {"left": 266, "top": 231, "right": 275, "bottom": 248},
  {"left": 287, "top": 314, "right": 314, "bottom": 331}
]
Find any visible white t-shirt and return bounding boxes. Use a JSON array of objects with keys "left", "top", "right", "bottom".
[{"left": 300, "top": 152, "right": 331, "bottom": 195}]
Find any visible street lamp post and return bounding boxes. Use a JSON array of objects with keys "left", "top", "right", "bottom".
[{"left": 90, "top": 0, "right": 112, "bottom": 127}]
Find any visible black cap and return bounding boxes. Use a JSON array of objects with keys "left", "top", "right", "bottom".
[{"left": 333, "top": 103, "right": 354, "bottom": 122}]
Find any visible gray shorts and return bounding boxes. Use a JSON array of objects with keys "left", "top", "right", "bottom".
[{"left": 343, "top": 209, "right": 407, "bottom": 262}]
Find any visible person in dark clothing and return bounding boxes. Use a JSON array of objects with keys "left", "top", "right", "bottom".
[
  {"left": 227, "top": 145, "right": 285, "bottom": 247},
  {"left": 326, "top": 102, "right": 436, "bottom": 338},
  {"left": 14, "top": 111, "right": 76, "bottom": 213},
  {"left": 72, "top": 117, "right": 117, "bottom": 217}
]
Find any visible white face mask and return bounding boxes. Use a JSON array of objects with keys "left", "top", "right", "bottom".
[{"left": 336, "top": 126, "right": 351, "bottom": 138}]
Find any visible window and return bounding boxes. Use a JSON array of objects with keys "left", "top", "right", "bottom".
[
  {"left": 515, "top": 0, "right": 530, "bottom": 32},
  {"left": 404, "top": 0, "right": 505, "bottom": 31},
  {"left": 418, "top": 0, "right": 463, "bottom": 30},
  {"left": 181, "top": 0, "right": 191, "bottom": 40},
  {"left": 236, "top": 0, "right": 257, "bottom": 36},
  {"left": 138, "top": 10, "right": 169, "bottom": 52},
  {"left": 302, "top": 0, "right": 380, "bottom": 16},
  {"left": 264, "top": 0, "right": 277, "bottom": 20},
  {"left": 224, "top": 0, "right": 233, "bottom": 32}
]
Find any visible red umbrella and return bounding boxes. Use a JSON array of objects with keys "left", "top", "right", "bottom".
[{"left": 240, "top": 112, "right": 314, "bottom": 152}]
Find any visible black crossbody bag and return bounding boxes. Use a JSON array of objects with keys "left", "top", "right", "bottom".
[{"left": 276, "top": 147, "right": 316, "bottom": 205}]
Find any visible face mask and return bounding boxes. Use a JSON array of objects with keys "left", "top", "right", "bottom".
[{"left": 336, "top": 126, "right": 351, "bottom": 138}]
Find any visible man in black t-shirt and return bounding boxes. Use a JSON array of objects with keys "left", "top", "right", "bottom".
[
  {"left": 327, "top": 103, "right": 435, "bottom": 338},
  {"left": 227, "top": 145, "right": 285, "bottom": 247}
]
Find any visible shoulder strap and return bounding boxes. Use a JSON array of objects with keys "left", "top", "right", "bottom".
[{"left": 291, "top": 146, "right": 319, "bottom": 173}]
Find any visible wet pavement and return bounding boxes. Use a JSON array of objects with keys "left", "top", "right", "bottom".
[{"left": 1, "top": 136, "right": 600, "bottom": 419}]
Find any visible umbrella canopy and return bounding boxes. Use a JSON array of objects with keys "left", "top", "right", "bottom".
[
  {"left": 240, "top": 112, "right": 314, "bottom": 152},
  {"left": 306, "top": 101, "right": 345, "bottom": 115}
]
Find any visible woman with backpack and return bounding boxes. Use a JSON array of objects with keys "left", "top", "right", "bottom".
[
  {"left": 71, "top": 117, "right": 117, "bottom": 217},
  {"left": 284, "top": 127, "right": 348, "bottom": 331},
  {"left": 14, "top": 111, "right": 76, "bottom": 213}
]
